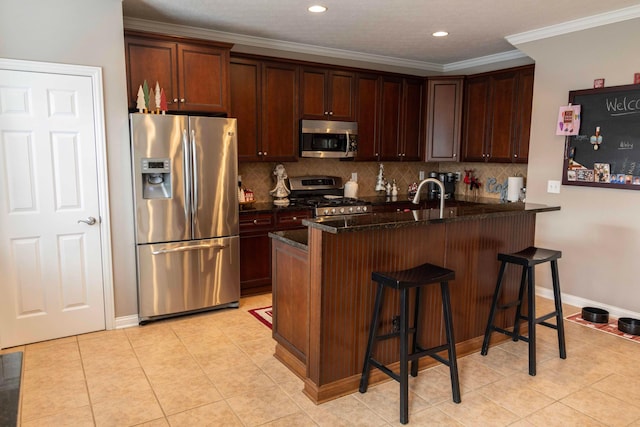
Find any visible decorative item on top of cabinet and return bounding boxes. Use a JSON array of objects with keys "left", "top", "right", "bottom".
[
  {"left": 461, "top": 65, "right": 534, "bottom": 163},
  {"left": 230, "top": 56, "right": 299, "bottom": 162},
  {"left": 426, "top": 77, "right": 463, "bottom": 162},
  {"left": 124, "top": 31, "right": 232, "bottom": 114},
  {"left": 300, "top": 67, "right": 355, "bottom": 121}
]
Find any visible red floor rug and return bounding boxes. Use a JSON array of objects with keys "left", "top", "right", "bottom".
[
  {"left": 249, "top": 306, "right": 272, "bottom": 329},
  {"left": 566, "top": 312, "right": 640, "bottom": 343}
]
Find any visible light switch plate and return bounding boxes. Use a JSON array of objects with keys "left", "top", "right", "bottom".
[
  {"left": 547, "top": 180, "right": 561, "bottom": 193},
  {"left": 419, "top": 171, "right": 425, "bottom": 180},
  {"left": 351, "top": 172, "right": 357, "bottom": 182}
]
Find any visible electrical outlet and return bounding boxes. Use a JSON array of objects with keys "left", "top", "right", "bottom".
[
  {"left": 547, "top": 180, "right": 561, "bottom": 193},
  {"left": 455, "top": 172, "right": 461, "bottom": 182},
  {"left": 419, "top": 170, "right": 425, "bottom": 180},
  {"left": 351, "top": 172, "right": 357, "bottom": 182}
]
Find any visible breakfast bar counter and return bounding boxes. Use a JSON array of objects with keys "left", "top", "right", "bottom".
[{"left": 270, "top": 200, "right": 560, "bottom": 404}]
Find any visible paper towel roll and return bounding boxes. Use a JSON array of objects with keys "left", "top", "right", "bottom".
[{"left": 507, "top": 177, "right": 524, "bottom": 202}]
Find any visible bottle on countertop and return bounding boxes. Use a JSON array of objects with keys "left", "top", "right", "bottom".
[
  {"left": 238, "top": 176, "right": 245, "bottom": 203},
  {"left": 391, "top": 179, "right": 398, "bottom": 197}
]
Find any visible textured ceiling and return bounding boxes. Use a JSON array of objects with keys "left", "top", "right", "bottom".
[{"left": 122, "top": 0, "right": 640, "bottom": 70}]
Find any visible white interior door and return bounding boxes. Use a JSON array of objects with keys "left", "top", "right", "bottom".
[{"left": 0, "top": 66, "right": 106, "bottom": 348}]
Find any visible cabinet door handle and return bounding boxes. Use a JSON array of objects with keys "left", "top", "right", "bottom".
[
  {"left": 180, "top": 98, "right": 185, "bottom": 103},
  {"left": 258, "top": 151, "right": 262, "bottom": 156},
  {"left": 263, "top": 152, "right": 267, "bottom": 156},
  {"left": 253, "top": 219, "right": 258, "bottom": 224},
  {"left": 514, "top": 154, "right": 518, "bottom": 158},
  {"left": 172, "top": 98, "right": 178, "bottom": 103},
  {"left": 292, "top": 216, "right": 297, "bottom": 220}
]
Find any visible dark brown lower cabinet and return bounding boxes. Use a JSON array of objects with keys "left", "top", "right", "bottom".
[{"left": 239, "top": 209, "right": 311, "bottom": 296}]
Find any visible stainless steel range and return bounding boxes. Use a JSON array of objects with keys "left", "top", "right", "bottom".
[{"left": 288, "top": 176, "right": 371, "bottom": 217}]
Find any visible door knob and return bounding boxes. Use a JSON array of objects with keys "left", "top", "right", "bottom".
[{"left": 77, "top": 216, "right": 97, "bottom": 225}]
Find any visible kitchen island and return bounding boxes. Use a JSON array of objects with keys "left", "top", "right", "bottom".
[{"left": 269, "top": 199, "right": 560, "bottom": 404}]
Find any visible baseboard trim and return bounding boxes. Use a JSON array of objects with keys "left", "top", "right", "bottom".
[
  {"left": 536, "top": 287, "right": 640, "bottom": 320},
  {"left": 114, "top": 314, "right": 139, "bottom": 329}
]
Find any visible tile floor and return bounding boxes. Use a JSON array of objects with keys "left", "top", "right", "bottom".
[{"left": 3, "top": 294, "right": 640, "bottom": 426}]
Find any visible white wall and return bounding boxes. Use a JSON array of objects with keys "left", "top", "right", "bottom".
[
  {"left": 516, "top": 18, "right": 640, "bottom": 315},
  {"left": 0, "top": 0, "right": 138, "bottom": 317}
]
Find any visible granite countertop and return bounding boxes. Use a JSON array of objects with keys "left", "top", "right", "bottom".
[
  {"left": 302, "top": 199, "right": 560, "bottom": 234},
  {"left": 269, "top": 229, "right": 309, "bottom": 250}
]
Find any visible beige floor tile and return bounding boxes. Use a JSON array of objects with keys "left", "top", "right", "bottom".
[
  {"left": 81, "top": 346, "right": 141, "bottom": 377},
  {"left": 523, "top": 401, "right": 606, "bottom": 426},
  {"left": 21, "top": 405, "right": 94, "bottom": 427},
  {"left": 434, "top": 353, "right": 504, "bottom": 393},
  {"left": 235, "top": 335, "right": 277, "bottom": 365},
  {"left": 0, "top": 346, "right": 25, "bottom": 355},
  {"left": 77, "top": 329, "right": 132, "bottom": 358},
  {"left": 474, "top": 346, "right": 529, "bottom": 376},
  {"left": 260, "top": 411, "right": 319, "bottom": 426},
  {"left": 225, "top": 384, "right": 302, "bottom": 426},
  {"left": 25, "top": 336, "right": 77, "bottom": 350},
  {"left": 477, "top": 377, "right": 555, "bottom": 417},
  {"left": 142, "top": 354, "right": 205, "bottom": 386},
  {"left": 313, "top": 394, "right": 389, "bottom": 427},
  {"left": 153, "top": 374, "right": 223, "bottom": 415},
  {"left": 135, "top": 418, "right": 170, "bottom": 427},
  {"left": 436, "top": 390, "right": 519, "bottom": 426},
  {"left": 22, "top": 357, "right": 85, "bottom": 388},
  {"left": 206, "top": 364, "right": 276, "bottom": 399},
  {"left": 166, "top": 400, "right": 242, "bottom": 426},
  {"left": 20, "top": 376, "right": 90, "bottom": 422},
  {"left": 259, "top": 355, "right": 303, "bottom": 384},
  {"left": 85, "top": 366, "right": 152, "bottom": 404},
  {"left": 399, "top": 406, "right": 463, "bottom": 426},
  {"left": 561, "top": 387, "right": 640, "bottom": 426},
  {"left": 125, "top": 323, "right": 180, "bottom": 348},
  {"left": 23, "top": 341, "right": 81, "bottom": 370},
  {"left": 592, "top": 373, "right": 640, "bottom": 406},
  {"left": 354, "top": 377, "right": 430, "bottom": 424},
  {"left": 91, "top": 389, "right": 164, "bottom": 427},
  {"left": 409, "top": 367, "right": 459, "bottom": 405}
]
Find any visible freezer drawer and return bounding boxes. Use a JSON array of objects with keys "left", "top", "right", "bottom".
[{"left": 136, "top": 236, "right": 240, "bottom": 321}]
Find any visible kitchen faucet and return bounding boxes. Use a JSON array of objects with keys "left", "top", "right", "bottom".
[{"left": 412, "top": 178, "right": 445, "bottom": 219}]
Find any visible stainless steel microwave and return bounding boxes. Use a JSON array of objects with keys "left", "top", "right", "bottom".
[{"left": 300, "top": 119, "right": 358, "bottom": 158}]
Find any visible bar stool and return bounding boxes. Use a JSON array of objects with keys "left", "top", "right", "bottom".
[
  {"left": 359, "top": 262, "right": 461, "bottom": 425},
  {"left": 481, "top": 246, "right": 566, "bottom": 376}
]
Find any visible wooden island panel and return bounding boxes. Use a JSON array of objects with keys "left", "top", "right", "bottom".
[{"left": 299, "top": 212, "right": 536, "bottom": 403}]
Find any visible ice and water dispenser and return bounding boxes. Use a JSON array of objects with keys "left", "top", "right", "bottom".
[{"left": 141, "top": 158, "right": 171, "bottom": 199}]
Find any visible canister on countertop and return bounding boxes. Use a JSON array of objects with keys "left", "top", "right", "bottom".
[{"left": 344, "top": 179, "right": 359, "bottom": 199}]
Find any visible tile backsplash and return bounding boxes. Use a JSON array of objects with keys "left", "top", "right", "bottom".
[{"left": 239, "top": 159, "right": 527, "bottom": 203}]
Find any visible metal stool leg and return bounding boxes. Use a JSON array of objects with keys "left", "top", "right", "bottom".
[
  {"left": 410, "top": 287, "right": 421, "bottom": 377},
  {"left": 512, "top": 266, "right": 528, "bottom": 341},
  {"left": 481, "top": 261, "right": 507, "bottom": 355},
  {"left": 551, "top": 260, "right": 567, "bottom": 359},
  {"left": 527, "top": 266, "right": 536, "bottom": 376},
  {"left": 441, "top": 281, "right": 461, "bottom": 403},
  {"left": 399, "top": 288, "right": 410, "bottom": 424},
  {"left": 359, "top": 283, "right": 384, "bottom": 393}
]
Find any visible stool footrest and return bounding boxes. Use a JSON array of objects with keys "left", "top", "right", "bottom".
[{"left": 368, "top": 359, "right": 400, "bottom": 383}]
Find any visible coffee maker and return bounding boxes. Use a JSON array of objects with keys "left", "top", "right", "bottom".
[{"left": 427, "top": 171, "right": 456, "bottom": 200}]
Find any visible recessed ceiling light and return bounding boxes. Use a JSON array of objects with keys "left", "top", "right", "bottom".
[
  {"left": 432, "top": 31, "right": 449, "bottom": 37},
  {"left": 308, "top": 5, "right": 327, "bottom": 13}
]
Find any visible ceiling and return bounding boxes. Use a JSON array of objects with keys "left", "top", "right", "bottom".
[{"left": 122, "top": 0, "right": 640, "bottom": 73}]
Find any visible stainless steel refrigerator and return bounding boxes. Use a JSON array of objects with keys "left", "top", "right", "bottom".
[{"left": 129, "top": 113, "right": 240, "bottom": 323}]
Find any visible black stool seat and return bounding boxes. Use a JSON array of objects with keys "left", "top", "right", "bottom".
[
  {"left": 360, "top": 262, "right": 460, "bottom": 425},
  {"left": 481, "top": 246, "right": 566, "bottom": 376},
  {"left": 498, "top": 247, "right": 561, "bottom": 266},
  {"left": 372, "top": 263, "right": 455, "bottom": 289}
]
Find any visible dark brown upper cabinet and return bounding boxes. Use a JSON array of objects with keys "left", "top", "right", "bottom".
[
  {"left": 462, "top": 65, "right": 534, "bottom": 163},
  {"left": 425, "top": 77, "right": 464, "bottom": 162},
  {"left": 124, "top": 31, "right": 231, "bottom": 114},
  {"left": 300, "top": 67, "right": 355, "bottom": 121},
  {"left": 230, "top": 57, "right": 299, "bottom": 162}
]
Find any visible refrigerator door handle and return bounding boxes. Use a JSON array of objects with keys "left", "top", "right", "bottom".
[
  {"left": 190, "top": 129, "right": 198, "bottom": 217},
  {"left": 151, "top": 243, "right": 229, "bottom": 255},
  {"left": 182, "top": 129, "right": 191, "bottom": 219}
]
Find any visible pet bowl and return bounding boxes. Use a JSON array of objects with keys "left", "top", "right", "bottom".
[
  {"left": 618, "top": 318, "right": 640, "bottom": 335},
  {"left": 581, "top": 307, "right": 609, "bottom": 324}
]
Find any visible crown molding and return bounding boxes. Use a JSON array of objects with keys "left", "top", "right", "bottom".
[
  {"left": 124, "top": 17, "right": 445, "bottom": 72},
  {"left": 443, "top": 50, "right": 529, "bottom": 72},
  {"left": 507, "top": 4, "right": 640, "bottom": 45}
]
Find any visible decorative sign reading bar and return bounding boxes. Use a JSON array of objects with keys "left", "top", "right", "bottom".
[{"left": 563, "top": 84, "right": 640, "bottom": 189}]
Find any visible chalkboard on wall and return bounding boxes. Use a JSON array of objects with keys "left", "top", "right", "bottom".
[{"left": 562, "top": 84, "right": 640, "bottom": 189}]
